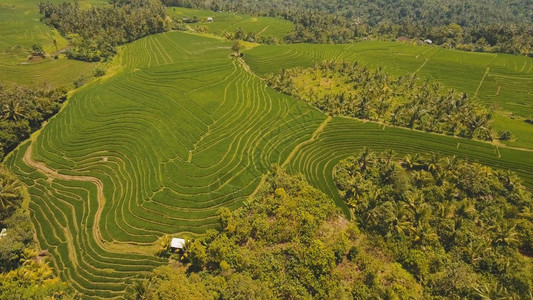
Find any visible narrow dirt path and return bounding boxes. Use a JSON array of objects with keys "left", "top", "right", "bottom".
[
  {"left": 23, "top": 138, "right": 157, "bottom": 255},
  {"left": 237, "top": 56, "right": 263, "bottom": 80},
  {"left": 282, "top": 116, "right": 332, "bottom": 168}
]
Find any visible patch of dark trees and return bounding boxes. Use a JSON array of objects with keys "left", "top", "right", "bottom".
[
  {"left": 0, "top": 83, "right": 66, "bottom": 160},
  {"left": 39, "top": 0, "right": 172, "bottom": 62},
  {"left": 267, "top": 61, "right": 499, "bottom": 141},
  {"left": 163, "top": 0, "right": 532, "bottom": 56}
]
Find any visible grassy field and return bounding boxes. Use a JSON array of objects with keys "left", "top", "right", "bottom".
[
  {"left": 0, "top": 0, "right": 100, "bottom": 87},
  {"left": 1, "top": 3, "right": 532, "bottom": 297},
  {"left": 166, "top": 7, "right": 293, "bottom": 40},
  {"left": 4, "top": 31, "right": 533, "bottom": 298},
  {"left": 5, "top": 31, "right": 326, "bottom": 298},
  {"left": 244, "top": 42, "right": 533, "bottom": 148}
]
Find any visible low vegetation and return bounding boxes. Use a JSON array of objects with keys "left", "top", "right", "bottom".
[
  {"left": 334, "top": 149, "right": 533, "bottom": 298},
  {"left": 267, "top": 61, "right": 495, "bottom": 140},
  {"left": 39, "top": 0, "right": 172, "bottom": 61},
  {"left": 0, "top": 82, "right": 67, "bottom": 160}
]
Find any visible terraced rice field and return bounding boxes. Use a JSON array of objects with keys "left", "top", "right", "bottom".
[
  {"left": 0, "top": 0, "right": 98, "bottom": 86},
  {"left": 5, "top": 31, "right": 326, "bottom": 298},
  {"left": 244, "top": 42, "right": 533, "bottom": 118},
  {"left": 286, "top": 117, "right": 533, "bottom": 217},
  {"left": 167, "top": 7, "right": 293, "bottom": 40},
  {"left": 3, "top": 20, "right": 533, "bottom": 299},
  {"left": 244, "top": 42, "right": 533, "bottom": 149}
]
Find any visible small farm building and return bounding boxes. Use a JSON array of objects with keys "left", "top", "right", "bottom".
[
  {"left": 396, "top": 36, "right": 408, "bottom": 42},
  {"left": 424, "top": 39, "right": 433, "bottom": 44},
  {"left": 207, "top": 17, "right": 213, "bottom": 22},
  {"left": 171, "top": 238, "right": 186, "bottom": 249}
]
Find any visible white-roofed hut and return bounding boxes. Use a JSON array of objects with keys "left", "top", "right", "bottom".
[{"left": 171, "top": 238, "right": 186, "bottom": 250}]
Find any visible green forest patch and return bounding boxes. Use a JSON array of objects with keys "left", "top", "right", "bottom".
[{"left": 244, "top": 42, "right": 533, "bottom": 148}]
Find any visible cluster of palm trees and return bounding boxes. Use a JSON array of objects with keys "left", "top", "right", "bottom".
[
  {"left": 39, "top": 0, "right": 172, "bottom": 61},
  {"left": 0, "top": 168, "right": 22, "bottom": 222},
  {"left": 334, "top": 149, "right": 533, "bottom": 298},
  {"left": 0, "top": 249, "right": 69, "bottom": 298},
  {"left": 0, "top": 83, "right": 66, "bottom": 159},
  {"left": 267, "top": 60, "right": 497, "bottom": 140}
]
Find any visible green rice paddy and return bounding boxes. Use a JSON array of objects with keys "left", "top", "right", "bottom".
[
  {"left": 1, "top": 5, "right": 532, "bottom": 299},
  {"left": 244, "top": 42, "right": 533, "bottom": 147},
  {"left": 167, "top": 7, "right": 293, "bottom": 40},
  {"left": 0, "top": 0, "right": 99, "bottom": 87}
]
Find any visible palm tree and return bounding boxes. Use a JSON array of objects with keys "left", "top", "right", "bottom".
[
  {"left": 0, "top": 169, "right": 22, "bottom": 219},
  {"left": 442, "top": 217, "right": 462, "bottom": 247},
  {"left": 389, "top": 203, "right": 414, "bottom": 236},
  {"left": 490, "top": 221, "right": 519, "bottom": 247},
  {"left": 128, "top": 280, "right": 148, "bottom": 300},
  {"left": 357, "top": 147, "right": 374, "bottom": 171},
  {"left": 474, "top": 282, "right": 521, "bottom": 300},
  {"left": 413, "top": 222, "right": 439, "bottom": 245},
  {"left": 2, "top": 99, "right": 26, "bottom": 121},
  {"left": 457, "top": 201, "right": 476, "bottom": 219}
]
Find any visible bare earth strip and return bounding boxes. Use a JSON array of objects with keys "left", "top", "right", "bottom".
[
  {"left": 282, "top": 116, "right": 332, "bottom": 168},
  {"left": 23, "top": 136, "right": 158, "bottom": 256}
]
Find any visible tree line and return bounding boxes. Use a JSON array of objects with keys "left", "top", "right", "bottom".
[
  {"left": 0, "top": 83, "right": 67, "bottom": 160},
  {"left": 162, "top": 0, "right": 532, "bottom": 56},
  {"left": 334, "top": 149, "right": 533, "bottom": 298},
  {"left": 266, "top": 61, "right": 500, "bottom": 141},
  {"left": 39, "top": 0, "right": 172, "bottom": 61}
]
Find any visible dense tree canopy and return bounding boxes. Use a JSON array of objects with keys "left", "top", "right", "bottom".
[
  {"left": 267, "top": 61, "right": 496, "bottom": 140},
  {"left": 0, "top": 83, "right": 67, "bottom": 160},
  {"left": 130, "top": 168, "right": 424, "bottom": 299},
  {"left": 163, "top": 0, "right": 532, "bottom": 55},
  {"left": 334, "top": 149, "right": 533, "bottom": 298},
  {"left": 39, "top": 0, "right": 172, "bottom": 61}
]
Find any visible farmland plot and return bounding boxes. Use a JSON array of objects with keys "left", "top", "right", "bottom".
[{"left": 4, "top": 31, "right": 533, "bottom": 298}]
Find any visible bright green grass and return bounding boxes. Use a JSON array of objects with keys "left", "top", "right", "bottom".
[
  {"left": 244, "top": 42, "right": 533, "bottom": 116},
  {"left": 4, "top": 30, "right": 533, "bottom": 298},
  {"left": 493, "top": 114, "right": 533, "bottom": 149},
  {"left": 5, "top": 31, "right": 325, "bottom": 298},
  {"left": 244, "top": 42, "right": 533, "bottom": 147},
  {"left": 286, "top": 117, "right": 533, "bottom": 217},
  {"left": 0, "top": 0, "right": 101, "bottom": 87},
  {"left": 166, "top": 7, "right": 293, "bottom": 40}
]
